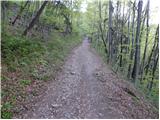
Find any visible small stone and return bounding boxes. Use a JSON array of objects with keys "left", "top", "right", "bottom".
[
  {"left": 51, "top": 104, "right": 61, "bottom": 108},
  {"left": 98, "top": 113, "right": 103, "bottom": 117},
  {"left": 70, "top": 71, "right": 76, "bottom": 75},
  {"left": 64, "top": 112, "right": 71, "bottom": 118}
]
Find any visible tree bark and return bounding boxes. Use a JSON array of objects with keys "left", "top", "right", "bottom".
[
  {"left": 114, "top": 1, "right": 121, "bottom": 63},
  {"left": 145, "top": 25, "right": 159, "bottom": 75},
  {"left": 108, "top": 0, "right": 114, "bottom": 62},
  {"left": 22, "top": 1, "right": 48, "bottom": 36},
  {"left": 132, "top": 0, "right": 143, "bottom": 83},
  {"left": 119, "top": 2, "right": 125, "bottom": 67},
  {"left": 128, "top": 2, "right": 136, "bottom": 75},
  {"left": 98, "top": 0, "right": 107, "bottom": 50},
  {"left": 12, "top": 1, "right": 30, "bottom": 26},
  {"left": 148, "top": 53, "right": 158, "bottom": 91},
  {"left": 139, "top": 4, "right": 147, "bottom": 43},
  {"left": 127, "top": 3, "right": 131, "bottom": 54},
  {"left": 140, "top": 0, "right": 150, "bottom": 81},
  {"left": 2, "top": 1, "right": 6, "bottom": 24}
]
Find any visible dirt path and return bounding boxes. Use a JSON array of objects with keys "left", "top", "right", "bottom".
[{"left": 19, "top": 38, "right": 158, "bottom": 119}]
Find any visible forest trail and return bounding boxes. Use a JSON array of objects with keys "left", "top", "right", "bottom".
[{"left": 18, "top": 38, "right": 157, "bottom": 119}]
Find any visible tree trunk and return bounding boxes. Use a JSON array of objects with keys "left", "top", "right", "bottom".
[
  {"left": 127, "top": 4, "right": 130, "bottom": 54},
  {"left": 140, "top": 0, "right": 150, "bottom": 81},
  {"left": 145, "top": 25, "right": 159, "bottom": 75},
  {"left": 148, "top": 53, "right": 158, "bottom": 91},
  {"left": 132, "top": 0, "right": 143, "bottom": 83},
  {"left": 108, "top": 0, "right": 114, "bottom": 62},
  {"left": 127, "top": 2, "right": 135, "bottom": 79},
  {"left": 114, "top": 1, "right": 120, "bottom": 63},
  {"left": 22, "top": 1, "right": 48, "bottom": 36},
  {"left": 2, "top": 1, "right": 6, "bottom": 24},
  {"left": 2, "top": 1, "right": 9, "bottom": 25},
  {"left": 12, "top": 1, "right": 30, "bottom": 25},
  {"left": 25, "top": 2, "right": 31, "bottom": 26},
  {"left": 64, "top": 14, "right": 72, "bottom": 34},
  {"left": 98, "top": 0, "right": 107, "bottom": 50},
  {"left": 119, "top": 2, "right": 125, "bottom": 67},
  {"left": 139, "top": 4, "right": 147, "bottom": 43}
]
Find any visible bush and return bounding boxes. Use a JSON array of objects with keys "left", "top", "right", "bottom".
[{"left": 1, "top": 32, "right": 44, "bottom": 66}]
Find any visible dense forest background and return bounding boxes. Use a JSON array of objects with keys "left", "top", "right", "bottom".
[{"left": 1, "top": 0, "right": 159, "bottom": 118}]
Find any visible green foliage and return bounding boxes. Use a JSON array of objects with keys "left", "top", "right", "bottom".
[
  {"left": 91, "top": 39, "right": 108, "bottom": 63},
  {"left": 20, "top": 79, "right": 31, "bottom": 86},
  {"left": 1, "top": 102, "right": 13, "bottom": 110},
  {"left": 1, "top": 75, "right": 10, "bottom": 81},
  {"left": 1, "top": 90, "right": 8, "bottom": 98},
  {"left": 45, "top": 33, "right": 81, "bottom": 65},
  {"left": 1, "top": 32, "right": 44, "bottom": 66},
  {"left": 1, "top": 102, "right": 13, "bottom": 119},
  {"left": 1, "top": 111, "right": 12, "bottom": 119}
]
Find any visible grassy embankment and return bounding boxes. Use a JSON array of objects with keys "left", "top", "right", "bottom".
[{"left": 1, "top": 25, "right": 81, "bottom": 118}]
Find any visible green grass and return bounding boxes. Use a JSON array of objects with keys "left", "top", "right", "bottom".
[
  {"left": 1, "top": 32, "right": 45, "bottom": 67},
  {"left": 1, "top": 111, "right": 13, "bottom": 119},
  {"left": 20, "top": 79, "right": 31, "bottom": 86},
  {"left": 1, "top": 102, "right": 13, "bottom": 119}
]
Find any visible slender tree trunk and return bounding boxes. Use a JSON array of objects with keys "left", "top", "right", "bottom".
[
  {"left": 114, "top": 1, "right": 120, "bottom": 63},
  {"left": 25, "top": 2, "right": 31, "bottom": 26},
  {"left": 140, "top": 0, "right": 150, "bottom": 81},
  {"left": 2, "top": 1, "right": 6, "bottom": 24},
  {"left": 98, "top": 0, "right": 107, "bottom": 50},
  {"left": 132, "top": 0, "right": 143, "bottom": 83},
  {"left": 22, "top": 1, "right": 48, "bottom": 36},
  {"left": 108, "top": 0, "right": 113, "bottom": 62},
  {"left": 139, "top": 5, "right": 147, "bottom": 43},
  {"left": 127, "top": 2, "right": 135, "bottom": 78},
  {"left": 62, "top": 13, "right": 72, "bottom": 34},
  {"left": 127, "top": 5, "right": 130, "bottom": 54},
  {"left": 12, "top": 1, "right": 30, "bottom": 25},
  {"left": 148, "top": 53, "right": 158, "bottom": 91},
  {"left": 145, "top": 25, "right": 159, "bottom": 75},
  {"left": 119, "top": 2, "right": 125, "bottom": 67}
]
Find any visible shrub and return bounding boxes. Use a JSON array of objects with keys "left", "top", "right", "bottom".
[{"left": 1, "top": 32, "right": 44, "bottom": 66}]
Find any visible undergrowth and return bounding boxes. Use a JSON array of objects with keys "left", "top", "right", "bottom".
[{"left": 1, "top": 28, "right": 81, "bottom": 118}]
